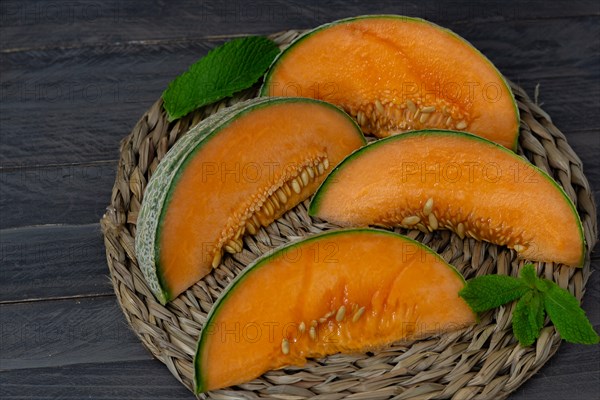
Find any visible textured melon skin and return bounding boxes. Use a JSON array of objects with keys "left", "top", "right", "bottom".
[
  {"left": 309, "top": 130, "right": 586, "bottom": 267},
  {"left": 136, "top": 97, "right": 365, "bottom": 304},
  {"left": 194, "top": 228, "right": 475, "bottom": 393},
  {"left": 260, "top": 15, "right": 520, "bottom": 150}
]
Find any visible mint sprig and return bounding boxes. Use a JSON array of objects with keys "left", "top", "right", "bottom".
[
  {"left": 162, "top": 36, "right": 280, "bottom": 121},
  {"left": 459, "top": 264, "right": 599, "bottom": 346}
]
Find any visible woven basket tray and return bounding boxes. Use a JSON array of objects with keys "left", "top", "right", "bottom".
[{"left": 101, "top": 30, "right": 597, "bottom": 399}]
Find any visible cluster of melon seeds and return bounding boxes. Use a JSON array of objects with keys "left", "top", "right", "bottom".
[
  {"left": 210, "top": 154, "right": 331, "bottom": 267},
  {"left": 377, "top": 196, "right": 530, "bottom": 254},
  {"left": 281, "top": 303, "right": 368, "bottom": 355},
  {"left": 349, "top": 97, "right": 470, "bottom": 137}
]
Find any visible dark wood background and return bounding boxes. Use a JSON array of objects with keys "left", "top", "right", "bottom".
[{"left": 1, "top": 1, "right": 598, "bottom": 399}]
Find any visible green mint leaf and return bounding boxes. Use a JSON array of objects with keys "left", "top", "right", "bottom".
[
  {"left": 543, "top": 280, "right": 599, "bottom": 344},
  {"left": 459, "top": 275, "right": 528, "bottom": 313},
  {"left": 162, "top": 36, "right": 280, "bottom": 121},
  {"left": 519, "top": 263, "right": 538, "bottom": 287},
  {"left": 512, "top": 290, "right": 545, "bottom": 346}
]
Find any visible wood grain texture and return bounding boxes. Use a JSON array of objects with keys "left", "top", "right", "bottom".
[
  {"left": 0, "top": 296, "right": 151, "bottom": 370},
  {"left": 0, "top": 162, "right": 116, "bottom": 229},
  {"left": 0, "top": 360, "right": 192, "bottom": 399},
  {"left": 1, "top": 0, "right": 598, "bottom": 399},
  {"left": 0, "top": 224, "right": 112, "bottom": 302},
  {"left": 1, "top": 18, "right": 598, "bottom": 165},
  {"left": 2, "top": 0, "right": 598, "bottom": 52}
]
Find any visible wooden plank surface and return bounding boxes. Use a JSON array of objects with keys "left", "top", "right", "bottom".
[
  {"left": 0, "top": 224, "right": 112, "bottom": 302},
  {"left": 0, "top": 0, "right": 598, "bottom": 399}
]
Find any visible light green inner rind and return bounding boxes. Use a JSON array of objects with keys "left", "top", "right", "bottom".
[
  {"left": 136, "top": 97, "right": 364, "bottom": 304},
  {"left": 193, "top": 227, "right": 466, "bottom": 393},
  {"left": 308, "top": 129, "right": 586, "bottom": 266},
  {"left": 260, "top": 14, "right": 520, "bottom": 151}
]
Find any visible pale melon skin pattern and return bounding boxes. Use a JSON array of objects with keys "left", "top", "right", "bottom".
[
  {"left": 309, "top": 130, "right": 585, "bottom": 267},
  {"left": 194, "top": 228, "right": 476, "bottom": 393},
  {"left": 261, "top": 15, "right": 520, "bottom": 150},
  {"left": 136, "top": 97, "right": 366, "bottom": 304}
]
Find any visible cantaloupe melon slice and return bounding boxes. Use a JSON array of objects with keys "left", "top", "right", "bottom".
[
  {"left": 136, "top": 98, "right": 365, "bottom": 304},
  {"left": 194, "top": 228, "right": 476, "bottom": 393},
  {"left": 261, "top": 15, "right": 519, "bottom": 149},
  {"left": 309, "top": 130, "right": 585, "bottom": 266}
]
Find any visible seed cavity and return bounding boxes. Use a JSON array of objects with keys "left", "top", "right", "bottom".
[
  {"left": 423, "top": 198, "right": 434, "bottom": 216},
  {"left": 281, "top": 338, "right": 290, "bottom": 355},
  {"left": 336, "top": 306, "right": 346, "bottom": 322},
  {"left": 401, "top": 215, "right": 420, "bottom": 226},
  {"left": 353, "top": 306, "right": 365, "bottom": 323}
]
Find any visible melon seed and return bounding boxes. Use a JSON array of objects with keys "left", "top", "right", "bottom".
[
  {"left": 270, "top": 196, "right": 279, "bottom": 209},
  {"left": 457, "top": 223, "right": 465, "bottom": 239},
  {"left": 513, "top": 244, "right": 525, "bottom": 252},
  {"left": 291, "top": 178, "right": 302, "bottom": 194},
  {"left": 421, "top": 106, "right": 436, "bottom": 113},
  {"left": 375, "top": 100, "right": 384, "bottom": 114},
  {"left": 224, "top": 244, "right": 236, "bottom": 254},
  {"left": 309, "top": 326, "right": 317, "bottom": 340},
  {"left": 276, "top": 188, "right": 288, "bottom": 204},
  {"left": 317, "top": 163, "right": 325, "bottom": 175},
  {"left": 336, "top": 305, "right": 346, "bottom": 322},
  {"left": 456, "top": 120, "right": 467, "bottom": 130},
  {"left": 352, "top": 306, "right": 365, "bottom": 322},
  {"left": 298, "top": 321, "right": 306, "bottom": 334},
  {"left": 323, "top": 158, "right": 330, "bottom": 170},
  {"left": 283, "top": 183, "right": 292, "bottom": 197},
  {"left": 281, "top": 338, "right": 290, "bottom": 355},
  {"left": 263, "top": 201, "right": 274, "bottom": 216},
  {"left": 419, "top": 113, "right": 430, "bottom": 124},
  {"left": 445, "top": 116, "right": 453, "bottom": 127},
  {"left": 423, "top": 198, "right": 434, "bottom": 216},
  {"left": 428, "top": 213, "right": 439, "bottom": 230},
  {"left": 300, "top": 170, "right": 310, "bottom": 186},
  {"left": 406, "top": 100, "right": 417, "bottom": 114},
  {"left": 307, "top": 166, "right": 315, "bottom": 179},
  {"left": 245, "top": 220, "right": 257, "bottom": 235},
  {"left": 211, "top": 250, "right": 222, "bottom": 268},
  {"left": 401, "top": 215, "right": 420, "bottom": 226}
]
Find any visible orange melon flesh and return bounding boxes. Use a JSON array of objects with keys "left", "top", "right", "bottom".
[
  {"left": 157, "top": 100, "right": 365, "bottom": 302},
  {"left": 262, "top": 15, "right": 519, "bottom": 149},
  {"left": 309, "top": 130, "right": 585, "bottom": 266},
  {"left": 194, "top": 229, "right": 476, "bottom": 393}
]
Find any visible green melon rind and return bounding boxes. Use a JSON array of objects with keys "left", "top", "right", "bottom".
[
  {"left": 259, "top": 14, "right": 520, "bottom": 151},
  {"left": 136, "top": 97, "right": 365, "bottom": 304},
  {"left": 308, "top": 129, "right": 586, "bottom": 266},
  {"left": 193, "top": 227, "right": 467, "bottom": 393}
]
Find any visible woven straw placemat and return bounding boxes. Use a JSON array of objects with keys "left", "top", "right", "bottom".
[{"left": 101, "top": 30, "right": 597, "bottom": 399}]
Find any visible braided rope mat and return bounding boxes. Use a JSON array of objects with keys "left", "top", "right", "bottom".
[{"left": 101, "top": 30, "right": 597, "bottom": 399}]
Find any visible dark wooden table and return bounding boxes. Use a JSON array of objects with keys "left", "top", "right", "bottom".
[{"left": 1, "top": 1, "right": 598, "bottom": 399}]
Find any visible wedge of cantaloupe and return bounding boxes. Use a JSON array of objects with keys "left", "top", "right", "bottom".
[
  {"left": 136, "top": 98, "right": 365, "bottom": 304},
  {"left": 194, "top": 229, "right": 476, "bottom": 393}
]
